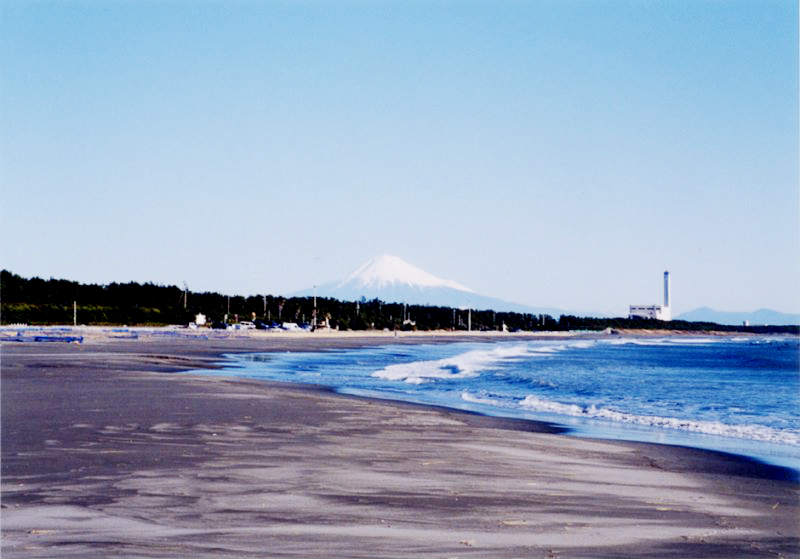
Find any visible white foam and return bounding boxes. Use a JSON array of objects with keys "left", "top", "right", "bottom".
[
  {"left": 372, "top": 344, "right": 539, "bottom": 385},
  {"left": 519, "top": 395, "right": 800, "bottom": 446},
  {"left": 370, "top": 339, "right": 606, "bottom": 385},
  {"left": 599, "top": 337, "right": 727, "bottom": 347},
  {"left": 461, "top": 391, "right": 502, "bottom": 407}
]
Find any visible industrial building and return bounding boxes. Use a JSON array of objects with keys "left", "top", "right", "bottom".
[{"left": 629, "top": 271, "right": 671, "bottom": 321}]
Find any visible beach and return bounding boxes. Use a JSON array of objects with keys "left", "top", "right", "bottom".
[{"left": 2, "top": 332, "right": 798, "bottom": 558}]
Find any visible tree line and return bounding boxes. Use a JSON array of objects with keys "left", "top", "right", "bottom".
[{"left": 1, "top": 270, "right": 797, "bottom": 334}]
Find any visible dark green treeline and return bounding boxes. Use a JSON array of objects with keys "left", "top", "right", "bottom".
[{"left": 1, "top": 270, "right": 796, "bottom": 334}]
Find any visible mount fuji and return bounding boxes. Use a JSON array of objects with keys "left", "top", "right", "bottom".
[{"left": 290, "top": 255, "right": 564, "bottom": 316}]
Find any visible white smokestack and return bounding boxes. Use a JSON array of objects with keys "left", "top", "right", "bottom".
[{"left": 663, "top": 270, "right": 670, "bottom": 309}]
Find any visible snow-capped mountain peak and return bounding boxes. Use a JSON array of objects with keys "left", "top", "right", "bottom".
[
  {"left": 289, "top": 255, "right": 563, "bottom": 315},
  {"left": 340, "top": 255, "right": 473, "bottom": 293}
]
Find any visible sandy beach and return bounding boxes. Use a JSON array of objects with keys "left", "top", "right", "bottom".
[{"left": 2, "top": 332, "right": 798, "bottom": 558}]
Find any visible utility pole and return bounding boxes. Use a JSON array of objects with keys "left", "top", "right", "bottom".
[{"left": 73, "top": 301, "right": 77, "bottom": 326}]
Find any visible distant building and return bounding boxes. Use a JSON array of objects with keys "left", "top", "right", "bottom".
[
  {"left": 629, "top": 271, "right": 672, "bottom": 321},
  {"left": 629, "top": 304, "right": 671, "bottom": 321}
]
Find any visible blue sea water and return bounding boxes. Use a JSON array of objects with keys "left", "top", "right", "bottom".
[{"left": 192, "top": 335, "right": 800, "bottom": 474}]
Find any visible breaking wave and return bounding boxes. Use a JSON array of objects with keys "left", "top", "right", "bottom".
[
  {"left": 516, "top": 395, "right": 800, "bottom": 446},
  {"left": 371, "top": 344, "right": 549, "bottom": 384}
]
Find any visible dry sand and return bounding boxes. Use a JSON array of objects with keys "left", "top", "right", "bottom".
[{"left": 1, "top": 332, "right": 798, "bottom": 558}]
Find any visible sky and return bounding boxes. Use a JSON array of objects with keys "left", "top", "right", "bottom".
[{"left": 1, "top": 0, "right": 798, "bottom": 317}]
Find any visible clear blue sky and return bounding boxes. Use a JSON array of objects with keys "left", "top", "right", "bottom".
[{"left": 2, "top": 0, "right": 797, "bottom": 316}]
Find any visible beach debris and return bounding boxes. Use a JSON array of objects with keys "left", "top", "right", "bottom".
[
  {"left": 7, "top": 335, "right": 84, "bottom": 343},
  {"left": 501, "top": 519, "right": 528, "bottom": 526}
]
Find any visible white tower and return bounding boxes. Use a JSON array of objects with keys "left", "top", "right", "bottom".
[{"left": 662, "top": 271, "right": 671, "bottom": 321}]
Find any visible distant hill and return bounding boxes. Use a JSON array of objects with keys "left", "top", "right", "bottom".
[
  {"left": 290, "top": 255, "right": 565, "bottom": 316},
  {"left": 676, "top": 307, "right": 800, "bottom": 326}
]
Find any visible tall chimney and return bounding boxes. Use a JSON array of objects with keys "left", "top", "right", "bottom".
[{"left": 663, "top": 270, "right": 670, "bottom": 309}]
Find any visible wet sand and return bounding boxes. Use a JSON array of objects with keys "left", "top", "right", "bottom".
[{"left": 2, "top": 334, "right": 798, "bottom": 557}]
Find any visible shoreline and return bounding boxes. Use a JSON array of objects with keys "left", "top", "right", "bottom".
[
  {"left": 2, "top": 335, "right": 798, "bottom": 557},
  {"left": 2, "top": 323, "right": 791, "bottom": 340}
]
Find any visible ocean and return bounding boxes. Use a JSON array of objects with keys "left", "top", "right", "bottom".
[{"left": 192, "top": 335, "right": 800, "bottom": 476}]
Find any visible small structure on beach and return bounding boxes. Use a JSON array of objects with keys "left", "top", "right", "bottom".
[{"left": 629, "top": 271, "right": 672, "bottom": 321}]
